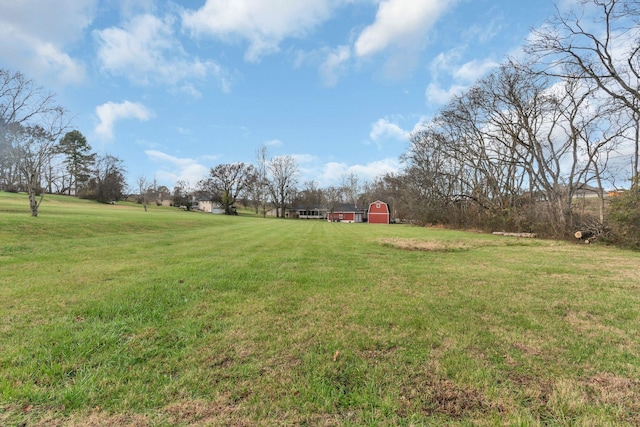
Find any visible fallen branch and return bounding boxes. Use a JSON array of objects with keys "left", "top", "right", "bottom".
[{"left": 492, "top": 232, "right": 537, "bottom": 238}]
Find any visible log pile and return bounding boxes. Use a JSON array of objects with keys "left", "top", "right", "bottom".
[{"left": 574, "top": 230, "right": 595, "bottom": 244}]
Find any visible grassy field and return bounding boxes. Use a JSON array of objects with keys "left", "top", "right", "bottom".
[{"left": 1, "top": 192, "right": 639, "bottom": 426}]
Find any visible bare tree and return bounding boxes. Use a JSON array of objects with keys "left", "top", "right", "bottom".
[
  {"left": 528, "top": 0, "right": 640, "bottom": 180},
  {"left": 340, "top": 172, "right": 362, "bottom": 207},
  {"left": 0, "top": 69, "right": 69, "bottom": 206},
  {"left": 0, "top": 118, "right": 21, "bottom": 191},
  {"left": 322, "top": 185, "right": 343, "bottom": 220},
  {"left": 0, "top": 69, "right": 62, "bottom": 125},
  {"left": 7, "top": 124, "right": 59, "bottom": 216},
  {"left": 172, "top": 180, "right": 193, "bottom": 209},
  {"left": 201, "top": 162, "right": 256, "bottom": 215},
  {"left": 85, "top": 154, "right": 127, "bottom": 203},
  {"left": 402, "top": 128, "right": 463, "bottom": 225},
  {"left": 268, "top": 155, "right": 299, "bottom": 218},
  {"left": 252, "top": 144, "right": 270, "bottom": 217},
  {"left": 136, "top": 176, "right": 152, "bottom": 212}
]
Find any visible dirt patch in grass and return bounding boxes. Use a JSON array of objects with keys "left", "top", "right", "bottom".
[
  {"left": 563, "top": 310, "right": 629, "bottom": 343},
  {"left": 426, "top": 377, "right": 495, "bottom": 417},
  {"left": 30, "top": 410, "right": 152, "bottom": 427},
  {"left": 379, "top": 238, "right": 476, "bottom": 252},
  {"left": 163, "top": 397, "right": 249, "bottom": 426},
  {"left": 585, "top": 373, "right": 640, "bottom": 413},
  {"left": 22, "top": 397, "right": 252, "bottom": 427},
  {"left": 511, "top": 342, "right": 545, "bottom": 358},
  {"left": 397, "top": 371, "right": 501, "bottom": 419}
]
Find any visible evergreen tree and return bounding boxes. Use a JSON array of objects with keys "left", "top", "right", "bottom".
[{"left": 58, "top": 130, "right": 95, "bottom": 195}]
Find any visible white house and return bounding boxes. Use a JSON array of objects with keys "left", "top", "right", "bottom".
[{"left": 197, "top": 199, "right": 224, "bottom": 214}]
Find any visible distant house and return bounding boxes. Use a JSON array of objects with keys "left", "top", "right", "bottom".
[
  {"left": 573, "top": 183, "right": 601, "bottom": 198},
  {"left": 197, "top": 199, "right": 224, "bottom": 214},
  {"left": 287, "top": 206, "right": 327, "bottom": 219},
  {"left": 327, "top": 204, "right": 367, "bottom": 223},
  {"left": 368, "top": 200, "right": 390, "bottom": 224}
]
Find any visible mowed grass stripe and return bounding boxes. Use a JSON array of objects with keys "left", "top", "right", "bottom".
[{"left": 1, "top": 192, "right": 639, "bottom": 425}]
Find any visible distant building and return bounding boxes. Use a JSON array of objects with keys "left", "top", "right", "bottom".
[
  {"left": 368, "top": 200, "right": 390, "bottom": 224},
  {"left": 197, "top": 199, "right": 224, "bottom": 214},
  {"left": 327, "top": 204, "right": 367, "bottom": 223},
  {"left": 287, "top": 206, "right": 327, "bottom": 219}
]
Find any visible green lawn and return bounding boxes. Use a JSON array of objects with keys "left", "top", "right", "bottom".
[{"left": 1, "top": 192, "right": 639, "bottom": 426}]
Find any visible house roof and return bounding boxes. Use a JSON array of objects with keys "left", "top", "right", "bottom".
[{"left": 289, "top": 205, "right": 326, "bottom": 211}]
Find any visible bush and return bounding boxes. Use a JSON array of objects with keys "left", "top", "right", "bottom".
[{"left": 608, "top": 179, "right": 640, "bottom": 249}]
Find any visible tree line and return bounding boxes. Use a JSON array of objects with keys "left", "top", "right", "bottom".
[
  {"left": 189, "top": 0, "right": 640, "bottom": 246},
  {"left": 175, "top": 149, "right": 375, "bottom": 219},
  {"left": 384, "top": 0, "right": 640, "bottom": 245}
]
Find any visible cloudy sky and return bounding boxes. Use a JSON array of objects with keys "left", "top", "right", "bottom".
[{"left": 0, "top": 0, "right": 563, "bottom": 189}]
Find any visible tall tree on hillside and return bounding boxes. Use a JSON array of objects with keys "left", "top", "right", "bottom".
[
  {"left": 251, "top": 144, "right": 270, "bottom": 217},
  {"left": 7, "top": 124, "right": 60, "bottom": 216},
  {"left": 172, "top": 180, "right": 192, "bottom": 210},
  {"left": 322, "top": 185, "right": 343, "bottom": 220},
  {"left": 268, "top": 155, "right": 298, "bottom": 218},
  {"left": 201, "top": 162, "right": 256, "bottom": 215},
  {"left": 136, "top": 176, "right": 153, "bottom": 212},
  {"left": 0, "top": 118, "right": 21, "bottom": 191},
  {"left": 58, "top": 130, "right": 95, "bottom": 196},
  {"left": 340, "top": 172, "right": 363, "bottom": 207},
  {"left": 296, "top": 180, "right": 323, "bottom": 209},
  {"left": 84, "top": 154, "right": 126, "bottom": 203}
]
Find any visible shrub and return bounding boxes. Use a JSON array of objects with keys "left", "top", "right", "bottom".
[{"left": 608, "top": 178, "right": 640, "bottom": 249}]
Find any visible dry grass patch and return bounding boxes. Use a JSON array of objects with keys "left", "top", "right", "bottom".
[
  {"left": 585, "top": 373, "right": 640, "bottom": 410},
  {"left": 377, "top": 235, "right": 544, "bottom": 252},
  {"left": 163, "top": 397, "right": 248, "bottom": 426},
  {"left": 379, "top": 237, "right": 477, "bottom": 252},
  {"left": 397, "top": 371, "right": 501, "bottom": 420},
  {"left": 563, "top": 310, "right": 630, "bottom": 343}
]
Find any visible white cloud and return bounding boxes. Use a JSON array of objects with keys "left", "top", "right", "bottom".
[
  {"left": 426, "top": 53, "right": 498, "bottom": 105},
  {"left": 291, "top": 154, "right": 316, "bottom": 164},
  {"left": 95, "top": 101, "right": 154, "bottom": 140},
  {"left": 0, "top": 0, "right": 95, "bottom": 86},
  {"left": 95, "top": 13, "right": 230, "bottom": 91},
  {"left": 425, "top": 82, "right": 468, "bottom": 105},
  {"left": 181, "top": 0, "right": 340, "bottom": 62},
  {"left": 354, "top": 0, "right": 455, "bottom": 58},
  {"left": 454, "top": 58, "right": 500, "bottom": 82},
  {"left": 430, "top": 49, "right": 463, "bottom": 79},
  {"left": 265, "top": 139, "right": 283, "bottom": 147},
  {"left": 146, "top": 149, "right": 211, "bottom": 187},
  {"left": 370, "top": 118, "right": 410, "bottom": 143},
  {"left": 320, "top": 45, "right": 351, "bottom": 87}
]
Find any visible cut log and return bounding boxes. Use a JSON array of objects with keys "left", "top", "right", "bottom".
[{"left": 574, "top": 230, "right": 594, "bottom": 240}]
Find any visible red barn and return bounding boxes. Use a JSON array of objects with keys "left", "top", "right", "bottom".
[{"left": 368, "top": 200, "right": 390, "bottom": 224}]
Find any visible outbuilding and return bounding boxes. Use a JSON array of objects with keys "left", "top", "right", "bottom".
[
  {"left": 327, "top": 203, "right": 367, "bottom": 223},
  {"left": 368, "top": 200, "right": 390, "bottom": 224}
]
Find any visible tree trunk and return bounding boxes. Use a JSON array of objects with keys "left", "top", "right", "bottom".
[{"left": 28, "top": 190, "right": 39, "bottom": 217}]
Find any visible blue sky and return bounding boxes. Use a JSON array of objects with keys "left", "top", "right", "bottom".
[{"left": 0, "top": 0, "right": 564, "bottom": 190}]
